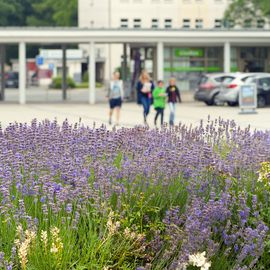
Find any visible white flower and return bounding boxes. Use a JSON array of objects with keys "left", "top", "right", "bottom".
[
  {"left": 189, "top": 251, "right": 207, "bottom": 267},
  {"left": 188, "top": 251, "right": 211, "bottom": 269},
  {"left": 201, "top": 262, "right": 211, "bottom": 270},
  {"left": 50, "top": 243, "right": 58, "bottom": 254}
]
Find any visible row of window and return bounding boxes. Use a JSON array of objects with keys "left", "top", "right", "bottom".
[
  {"left": 121, "top": 18, "right": 173, "bottom": 28},
  {"left": 120, "top": 18, "right": 266, "bottom": 29}
]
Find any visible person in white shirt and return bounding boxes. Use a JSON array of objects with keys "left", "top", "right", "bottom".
[{"left": 107, "top": 71, "right": 124, "bottom": 126}]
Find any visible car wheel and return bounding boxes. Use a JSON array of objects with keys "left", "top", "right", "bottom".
[
  {"left": 204, "top": 100, "right": 214, "bottom": 106},
  {"left": 213, "top": 93, "right": 223, "bottom": 106},
  {"left": 257, "top": 95, "right": 266, "bottom": 108},
  {"left": 227, "top": 101, "right": 238, "bottom": 107}
]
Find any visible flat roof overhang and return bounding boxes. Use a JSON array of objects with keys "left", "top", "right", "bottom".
[{"left": 0, "top": 28, "right": 270, "bottom": 45}]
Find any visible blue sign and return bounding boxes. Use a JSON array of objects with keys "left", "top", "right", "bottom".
[
  {"left": 36, "top": 56, "right": 44, "bottom": 66},
  {"left": 48, "top": 63, "right": 54, "bottom": 70}
]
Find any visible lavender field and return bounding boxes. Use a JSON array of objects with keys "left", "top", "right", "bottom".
[{"left": 0, "top": 118, "right": 269, "bottom": 270}]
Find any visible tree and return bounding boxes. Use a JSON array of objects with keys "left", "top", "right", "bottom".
[
  {"left": 0, "top": 0, "right": 77, "bottom": 27},
  {"left": 224, "top": 0, "right": 270, "bottom": 28},
  {"left": 27, "top": 0, "right": 77, "bottom": 26},
  {"left": 0, "top": 0, "right": 24, "bottom": 26}
]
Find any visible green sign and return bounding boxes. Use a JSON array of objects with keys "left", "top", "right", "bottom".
[
  {"left": 164, "top": 66, "right": 239, "bottom": 73},
  {"left": 164, "top": 66, "right": 221, "bottom": 72},
  {"left": 175, "top": 48, "right": 204, "bottom": 57}
]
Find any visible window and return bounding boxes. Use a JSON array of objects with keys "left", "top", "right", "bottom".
[
  {"left": 223, "top": 19, "right": 234, "bottom": 28},
  {"left": 133, "top": 18, "right": 141, "bottom": 28},
  {"left": 195, "top": 19, "right": 203, "bottom": 29},
  {"left": 258, "top": 78, "right": 270, "bottom": 90},
  {"left": 244, "top": 19, "right": 252, "bottom": 28},
  {"left": 183, "top": 19, "right": 190, "bottom": 29},
  {"left": 257, "top": 19, "right": 265, "bottom": 29},
  {"left": 120, "top": 19, "right": 128, "bottom": 28},
  {"left": 164, "top": 19, "right": 172, "bottom": 28},
  {"left": 214, "top": 19, "right": 222, "bottom": 28},
  {"left": 152, "top": 19, "right": 159, "bottom": 29}
]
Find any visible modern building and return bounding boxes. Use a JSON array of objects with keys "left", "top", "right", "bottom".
[
  {"left": 1, "top": 28, "right": 270, "bottom": 104},
  {"left": 78, "top": 0, "right": 270, "bottom": 92}
]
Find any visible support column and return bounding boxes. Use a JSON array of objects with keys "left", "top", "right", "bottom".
[
  {"left": 0, "top": 45, "right": 5, "bottom": 101},
  {"left": 123, "top": 43, "right": 128, "bottom": 81},
  {"left": 157, "top": 41, "right": 164, "bottom": 81},
  {"left": 224, "top": 41, "right": 231, "bottom": 73},
  {"left": 62, "top": 45, "right": 67, "bottom": 100},
  {"left": 89, "top": 41, "right": 96, "bottom": 104},
  {"left": 19, "top": 42, "right": 26, "bottom": 105}
]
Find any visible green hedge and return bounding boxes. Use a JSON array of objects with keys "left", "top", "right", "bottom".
[{"left": 50, "top": 77, "right": 76, "bottom": 89}]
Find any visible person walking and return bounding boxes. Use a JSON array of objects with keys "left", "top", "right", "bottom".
[
  {"left": 107, "top": 71, "right": 124, "bottom": 126},
  {"left": 166, "top": 77, "right": 181, "bottom": 126},
  {"left": 153, "top": 80, "right": 167, "bottom": 127},
  {"left": 136, "top": 70, "right": 155, "bottom": 125}
]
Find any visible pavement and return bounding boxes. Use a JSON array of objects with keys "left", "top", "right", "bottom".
[{"left": 0, "top": 87, "right": 269, "bottom": 131}]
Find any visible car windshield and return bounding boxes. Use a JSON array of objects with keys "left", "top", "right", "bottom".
[
  {"left": 199, "top": 76, "right": 209, "bottom": 84},
  {"left": 6, "top": 73, "right": 18, "bottom": 79},
  {"left": 245, "top": 77, "right": 256, "bottom": 84},
  {"left": 222, "top": 76, "right": 235, "bottom": 84},
  {"left": 241, "top": 76, "right": 253, "bottom": 82}
]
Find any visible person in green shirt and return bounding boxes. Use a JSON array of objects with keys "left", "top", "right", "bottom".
[{"left": 153, "top": 80, "right": 167, "bottom": 126}]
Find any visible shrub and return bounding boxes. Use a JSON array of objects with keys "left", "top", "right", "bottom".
[
  {"left": 50, "top": 76, "right": 76, "bottom": 89},
  {"left": 0, "top": 119, "right": 269, "bottom": 269}
]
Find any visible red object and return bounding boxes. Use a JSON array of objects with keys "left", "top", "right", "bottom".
[
  {"left": 227, "top": 84, "right": 238, "bottom": 89},
  {"left": 27, "top": 61, "right": 38, "bottom": 72},
  {"left": 38, "top": 69, "right": 52, "bottom": 79},
  {"left": 200, "top": 83, "right": 215, "bottom": 90}
]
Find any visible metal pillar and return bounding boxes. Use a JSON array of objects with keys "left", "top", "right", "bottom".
[
  {"left": 224, "top": 41, "right": 231, "bottom": 73},
  {"left": 62, "top": 45, "right": 67, "bottom": 100},
  {"left": 89, "top": 41, "right": 96, "bottom": 104},
  {"left": 0, "top": 45, "right": 5, "bottom": 101},
  {"left": 19, "top": 42, "right": 26, "bottom": 105},
  {"left": 123, "top": 43, "right": 128, "bottom": 81},
  {"left": 157, "top": 42, "right": 164, "bottom": 81}
]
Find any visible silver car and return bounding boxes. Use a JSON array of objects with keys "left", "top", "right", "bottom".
[
  {"left": 217, "top": 73, "right": 269, "bottom": 106},
  {"left": 194, "top": 73, "right": 238, "bottom": 106}
]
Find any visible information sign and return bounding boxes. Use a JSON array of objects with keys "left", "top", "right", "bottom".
[{"left": 239, "top": 84, "right": 257, "bottom": 114}]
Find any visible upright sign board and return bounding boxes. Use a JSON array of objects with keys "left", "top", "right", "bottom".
[
  {"left": 36, "top": 56, "right": 44, "bottom": 66},
  {"left": 239, "top": 84, "right": 257, "bottom": 114}
]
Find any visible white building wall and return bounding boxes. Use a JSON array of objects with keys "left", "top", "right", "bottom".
[
  {"left": 179, "top": 0, "right": 229, "bottom": 28},
  {"left": 78, "top": 0, "right": 231, "bottom": 81}
]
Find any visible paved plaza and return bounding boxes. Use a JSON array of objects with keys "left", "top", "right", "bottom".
[{"left": 0, "top": 87, "right": 269, "bottom": 131}]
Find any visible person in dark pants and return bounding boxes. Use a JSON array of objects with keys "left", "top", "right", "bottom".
[
  {"left": 136, "top": 70, "right": 155, "bottom": 125},
  {"left": 166, "top": 77, "right": 181, "bottom": 126},
  {"left": 107, "top": 71, "right": 124, "bottom": 126},
  {"left": 153, "top": 80, "right": 167, "bottom": 126}
]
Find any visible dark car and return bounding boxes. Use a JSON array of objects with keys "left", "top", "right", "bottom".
[
  {"left": 245, "top": 74, "right": 270, "bottom": 107},
  {"left": 194, "top": 73, "right": 237, "bottom": 106},
  {"left": 5, "top": 72, "right": 19, "bottom": 88}
]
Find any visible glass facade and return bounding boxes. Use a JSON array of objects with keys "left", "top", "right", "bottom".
[
  {"left": 164, "top": 47, "right": 223, "bottom": 91},
  {"left": 130, "top": 45, "right": 270, "bottom": 92}
]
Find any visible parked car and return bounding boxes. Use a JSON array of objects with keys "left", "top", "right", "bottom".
[
  {"left": 5, "top": 72, "right": 19, "bottom": 88},
  {"left": 217, "top": 73, "right": 269, "bottom": 106},
  {"left": 194, "top": 73, "right": 238, "bottom": 106},
  {"left": 245, "top": 74, "right": 270, "bottom": 107}
]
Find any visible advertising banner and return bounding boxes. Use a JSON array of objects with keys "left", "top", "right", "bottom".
[{"left": 239, "top": 84, "right": 257, "bottom": 114}]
